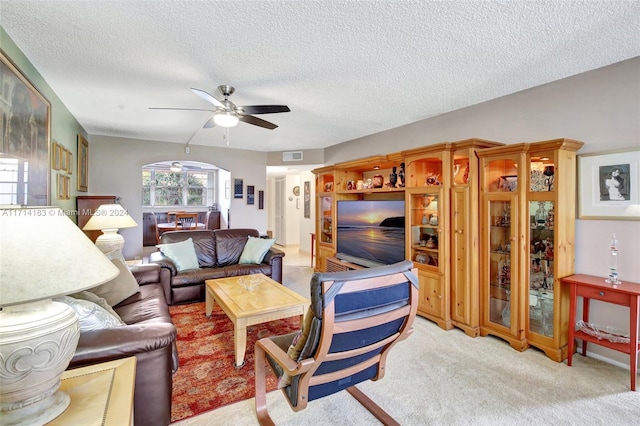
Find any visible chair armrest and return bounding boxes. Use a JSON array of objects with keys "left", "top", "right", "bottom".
[
  {"left": 256, "top": 337, "right": 315, "bottom": 376},
  {"left": 149, "top": 251, "right": 178, "bottom": 276}
]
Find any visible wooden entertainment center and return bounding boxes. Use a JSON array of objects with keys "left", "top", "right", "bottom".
[{"left": 313, "top": 138, "right": 584, "bottom": 362}]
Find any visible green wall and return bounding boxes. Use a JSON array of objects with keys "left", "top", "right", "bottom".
[{"left": 1, "top": 26, "right": 86, "bottom": 214}]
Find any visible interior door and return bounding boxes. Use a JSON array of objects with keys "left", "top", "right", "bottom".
[{"left": 274, "top": 178, "right": 285, "bottom": 244}]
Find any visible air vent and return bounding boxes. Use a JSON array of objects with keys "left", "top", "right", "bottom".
[{"left": 282, "top": 151, "right": 303, "bottom": 162}]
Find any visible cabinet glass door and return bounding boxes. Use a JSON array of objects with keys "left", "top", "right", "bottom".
[
  {"left": 488, "top": 199, "right": 514, "bottom": 328},
  {"left": 528, "top": 200, "right": 555, "bottom": 337},
  {"left": 319, "top": 195, "right": 333, "bottom": 244},
  {"left": 410, "top": 191, "right": 440, "bottom": 268}
]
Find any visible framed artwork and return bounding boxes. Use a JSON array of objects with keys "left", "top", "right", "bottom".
[
  {"left": 247, "top": 185, "right": 255, "bottom": 205},
  {"left": 304, "top": 181, "right": 310, "bottom": 218},
  {"left": 56, "top": 173, "right": 69, "bottom": 200},
  {"left": 60, "top": 145, "right": 67, "bottom": 173},
  {"left": 66, "top": 149, "right": 73, "bottom": 174},
  {"left": 578, "top": 149, "right": 639, "bottom": 220},
  {"left": 77, "top": 134, "right": 89, "bottom": 191},
  {"left": 1, "top": 49, "right": 51, "bottom": 205},
  {"left": 51, "top": 141, "right": 60, "bottom": 170},
  {"left": 258, "top": 190, "right": 264, "bottom": 210},
  {"left": 234, "top": 178, "right": 243, "bottom": 199}
]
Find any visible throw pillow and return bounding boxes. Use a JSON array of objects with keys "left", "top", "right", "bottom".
[
  {"left": 70, "top": 290, "right": 125, "bottom": 324},
  {"left": 278, "top": 308, "right": 315, "bottom": 388},
  {"left": 239, "top": 236, "right": 276, "bottom": 264},
  {"left": 90, "top": 256, "right": 140, "bottom": 306},
  {"left": 55, "top": 296, "right": 124, "bottom": 332},
  {"left": 156, "top": 238, "right": 200, "bottom": 271}
]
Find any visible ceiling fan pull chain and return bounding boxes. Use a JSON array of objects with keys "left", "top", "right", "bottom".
[{"left": 224, "top": 127, "right": 230, "bottom": 146}]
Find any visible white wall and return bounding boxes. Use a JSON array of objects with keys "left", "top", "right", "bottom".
[
  {"left": 88, "top": 135, "right": 269, "bottom": 259},
  {"left": 324, "top": 57, "right": 640, "bottom": 367}
]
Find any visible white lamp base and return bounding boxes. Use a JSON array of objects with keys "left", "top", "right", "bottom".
[
  {"left": 95, "top": 229, "right": 124, "bottom": 253},
  {"left": 0, "top": 300, "right": 80, "bottom": 425}
]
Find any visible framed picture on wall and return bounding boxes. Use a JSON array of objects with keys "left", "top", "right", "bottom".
[
  {"left": 247, "top": 185, "right": 255, "bottom": 205},
  {"left": 1, "top": 49, "right": 51, "bottom": 205},
  {"left": 578, "top": 148, "right": 639, "bottom": 220},
  {"left": 304, "top": 181, "right": 310, "bottom": 218},
  {"left": 234, "top": 178, "right": 243, "bottom": 199},
  {"left": 77, "top": 134, "right": 89, "bottom": 192}
]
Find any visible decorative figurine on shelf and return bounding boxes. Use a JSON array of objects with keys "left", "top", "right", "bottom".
[
  {"left": 605, "top": 233, "right": 621, "bottom": 285},
  {"left": 463, "top": 162, "right": 470, "bottom": 184},
  {"left": 372, "top": 174, "right": 384, "bottom": 188},
  {"left": 421, "top": 214, "right": 428, "bottom": 225},
  {"left": 389, "top": 166, "right": 398, "bottom": 188},
  {"left": 535, "top": 202, "right": 547, "bottom": 227},
  {"left": 398, "top": 163, "right": 405, "bottom": 187},
  {"left": 425, "top": 173, "right": 441, "bottom": 186},
  {"left": 546, "top": 205, "right": 555, "bottom": 230},
  {"left": 543, "top": 165, "right": 555, "bottom": 191}
]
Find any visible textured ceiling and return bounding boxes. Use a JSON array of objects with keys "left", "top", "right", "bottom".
[{"left": 1, "top": 1, "right": 639, "bottom": 152}]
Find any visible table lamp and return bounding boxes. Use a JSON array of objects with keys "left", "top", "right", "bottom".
[
  {"left": 0, "top": 206, "right": 119, "bottom": 425},
  {"left": 82, "top": 203, "right": 138, "bottom": 253}
]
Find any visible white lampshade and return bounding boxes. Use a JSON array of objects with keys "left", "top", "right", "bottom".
[
  {"left": 82, "top": 203, "right": 138, "bottom": 253},
  {"left": 0, "top": 206, "right": 119, "bottom": 424},
  {"left": 213, "top": 110, "right": 239, "bottom": 127}
]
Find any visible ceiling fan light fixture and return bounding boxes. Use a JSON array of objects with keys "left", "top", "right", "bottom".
[
  {"left": 213, "top": 111, "right": 239, "bottom": 127},
  {"left": 170, "top": 161, "right": 183, "bottom": 172}
]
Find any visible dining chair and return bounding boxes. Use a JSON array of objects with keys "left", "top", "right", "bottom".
[
  {"left": 151, "top": 212, "right": 161, "bottom": 244},
  {"left": 167, "top": 210, "right": 186, "bottom": 224},
  {"left": 254, "top": 260, "right": 418, "bottom": 426},
  {"left": 175, "top": 213, "right": 199, "bottom": 230}
]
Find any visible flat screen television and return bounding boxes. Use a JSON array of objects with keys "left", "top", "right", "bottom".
[{"left": 336, "top": 200, "right": 405, "bottom": 268}]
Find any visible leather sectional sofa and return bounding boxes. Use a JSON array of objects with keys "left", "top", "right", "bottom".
[
  {"left": 150, "top": 228, "right": 285, "bottom": 305},
  {"left": 68, "top": 263, "right": 177, "bottom": 426}
]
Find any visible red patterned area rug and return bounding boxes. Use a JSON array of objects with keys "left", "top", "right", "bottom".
[{"left": 169, "top": 302, "right": 300, "bottom": 423}]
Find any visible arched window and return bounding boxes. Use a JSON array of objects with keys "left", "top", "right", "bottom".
[{"left": 142, "top": 161, "right": 218, "bottom": 207}]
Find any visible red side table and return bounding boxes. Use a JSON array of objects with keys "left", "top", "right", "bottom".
[{"left": 562, "top": 274, "right": 640, "bottom": 391}]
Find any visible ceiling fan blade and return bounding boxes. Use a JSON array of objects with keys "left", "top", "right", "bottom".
[
  {"left": 238, "top": 105, "right": 290, "bottom": 115},
  {"left": 238, "top": 114, "right": 278, "bottom": 129},
  {"left": 149, "top": 107, "right": 213, "bottom": 111},
  {"left": 203, "top": 117, "right": 216, "bottom": 128},
  {"left": 191, "top": 88, "right": 226, "bottom": 109}
]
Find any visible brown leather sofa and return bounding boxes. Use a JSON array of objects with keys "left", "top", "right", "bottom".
[
  {"left": 68, "top": 263, "right": 177, "bottom": 426},
  {"left": 150, "top": 228, "right": 285, "bottom": 305}
]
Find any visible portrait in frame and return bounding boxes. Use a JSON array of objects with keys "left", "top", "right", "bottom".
[
  {"left": 578, "top": 148, "right": 639, "bottom": 220},
  {"left": 77, "top": 134, "right": 89, "bottom": 191},
  {"left": 1, "top": 49, "right": 51, "bottom": 205}
]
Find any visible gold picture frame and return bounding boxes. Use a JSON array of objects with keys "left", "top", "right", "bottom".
[
  {"left": 1, "top": 49, "right": 51, "bottom": 205},
  {"left": 56, "top": 173, "right": 69, "bottom": 200},
  {"left": 51, "top": 141, "right": 60, "bottom": 170},
  {"left": 66, "top": 149, "right": 73, "bottom": 174},
  {"left": 60, "top": 145, "right": 67, "bottom": 173},
  {"left": 77, "top": 134, "right": 88, "bottom": 192}
]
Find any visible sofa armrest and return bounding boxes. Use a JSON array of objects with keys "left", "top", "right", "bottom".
[
  {"left": 129, "top": 263, "right": 162, "bottom": 286},
  {"left": 70, "top": 322, "right": 176, "bottom": 367},
  {"left": 149, "top": 251, "right": 178, "bottom": 276},
  {"left": 263, "top": 247, "right": 285, "bottom": 283}
]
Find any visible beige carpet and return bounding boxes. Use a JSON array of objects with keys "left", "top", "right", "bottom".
[
  {"left": 173, "top": 251, "right": 639, "bottom": 425},
  {"left": 173, "top": 314, "right": 639, "bottom": 425}
]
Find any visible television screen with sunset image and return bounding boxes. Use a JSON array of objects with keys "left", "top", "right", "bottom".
[{"left": 336, "top": 200, "right": 405, "bottom": 267}]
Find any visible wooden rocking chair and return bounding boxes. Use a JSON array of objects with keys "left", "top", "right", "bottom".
[{"left": 254, "top": 260, "right": 418, "bottom": 425}]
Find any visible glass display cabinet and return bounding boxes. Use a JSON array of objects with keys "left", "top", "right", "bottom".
[
  {"left": 478, "top": 139, "right": 583, "bottom": 361},
  {"left": 403, "top": 144, "right": 452, "bottom": 330},
  {"left": 450, "top": 139, "right": 504, "bottom": 337}
]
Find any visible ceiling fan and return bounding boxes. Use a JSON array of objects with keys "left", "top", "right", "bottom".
[{"left": 150, "top": 85, "right": 290, "bottom": 130}]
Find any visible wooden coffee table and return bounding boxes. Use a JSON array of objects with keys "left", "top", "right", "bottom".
[{"left": 205, "top": 274, "right": 309, "bottom": 367}]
